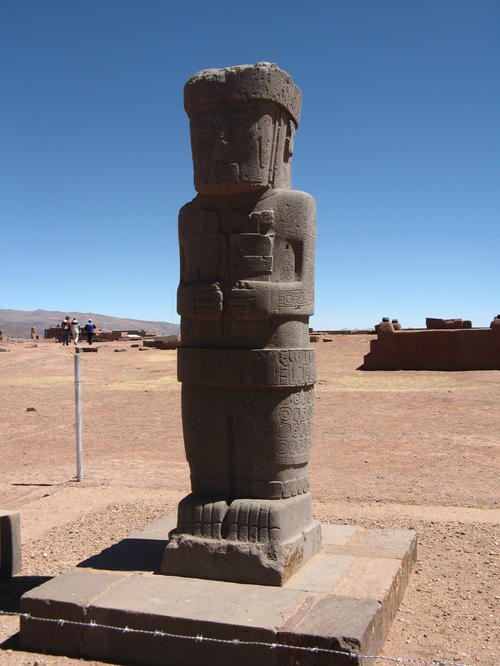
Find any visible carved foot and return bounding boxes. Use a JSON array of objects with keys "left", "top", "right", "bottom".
[{"left": 176, "top": 494, "right": 229, "bottom": 539}]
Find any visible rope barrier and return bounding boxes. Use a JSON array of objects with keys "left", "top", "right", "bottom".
[
  {"left": 0, "top": 609, "right": 469, "bottom": 665},
  {"left": 0, "top": 424, "right": 70, "bottom": 445}
]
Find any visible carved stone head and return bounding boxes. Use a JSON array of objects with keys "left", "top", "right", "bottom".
[{"left": 184, "top": 62, "right": 302, "bottom": 195}]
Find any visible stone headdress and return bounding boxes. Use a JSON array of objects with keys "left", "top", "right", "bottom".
[{"left": 184, "top": 62, "right": 302, "bottom": 126}]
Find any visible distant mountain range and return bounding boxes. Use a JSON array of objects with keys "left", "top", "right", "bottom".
[{"left": 0, "top": 309, "right": 179, "bottom": 338}]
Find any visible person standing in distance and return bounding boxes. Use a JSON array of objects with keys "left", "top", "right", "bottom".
[
  {"left": 62, "top": 316, "right": 71, "bottom": 346},
  {"left": 85, "top": 319, "right": 95, "bottom": 345},
  {"left": 70, "top": 318, "right": 80, "bottom": 345}
]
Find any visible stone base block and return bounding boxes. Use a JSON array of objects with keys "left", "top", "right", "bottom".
[
  {"left": 0, "top": 510, "right": 21, "bottom": 580},
  {"left": 162, "top": 519, "right": 322, "bottom": 586},
  {"left": 20, "top": 515, "right": 416, "bottom": 665},
  {"left": 162, "top": 492, "right": 322, "bottom": 585}
]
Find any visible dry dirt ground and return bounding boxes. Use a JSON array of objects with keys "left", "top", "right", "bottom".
[{"left": 0, "top": 335, "right": 498, "bottom": 665}]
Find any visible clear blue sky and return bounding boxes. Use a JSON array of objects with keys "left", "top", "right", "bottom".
[{"left": 1, "top": 0, "right": 499, "bottom": 329}]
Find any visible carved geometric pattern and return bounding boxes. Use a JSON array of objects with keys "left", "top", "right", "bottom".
[{"left": 178, "top": 348, "right": 316, "bottom": 387}]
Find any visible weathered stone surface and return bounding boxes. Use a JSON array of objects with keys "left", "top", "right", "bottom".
[
  {"left": 280, "top": 594, "right": 384, "bottom": 666},
  {"left": 163, "top": 516, "right": 322, "bottom": 586},
  {"left": 442, "top": 318, "right": 463, "bottom": 329},
  {"left": 321, "top": 524, "right": 358, "bottom": 545},
  {"left": 377, "top": 319, "right": 395, "bottom": 334},
  {"left": 143, "top": 335, "right": 180, "bottom": 349},
  {"left": 163, "top": 494, "right": 321, "bottom": 584},
  {"left": 178, "top": 348, "right": 316, "bottom": 387},
  {"left": 0, "top": 510, "right": 21, "bottom": 579},
  {"left": 286, "top": 551, "right": 355, "bottom": 592},
  {"left": 426, "top": 317, "right": 470, "bottom": 330},
  {"left": 332, "top": 556, "right": 402, "bottom": 598},
  {"left": 348, "top": 526, "right": 418, "bottom": 554},
  {"left": 165, "top": 62, "right": 319, "bottom": 585},
  {"left": 21, "top": 571, "right": 129, "bottom": 657},
  {"left": 21, "top": 570, "right": 127, "bottom": 621},
  {"left": 173, "top": 493, "right": 314, "bottom": 541},
  {"left": 426, "top": 317, "right": 444, "bottom": 329},
  {"left": 20, "top": 518, "right": 416, "bottom": 666}
]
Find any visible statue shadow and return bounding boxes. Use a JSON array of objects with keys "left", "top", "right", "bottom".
[
  {"left": 77, "top": 536, "right": 169, "bottom": 574},
  {"left": 77, "top": 515, "right": 174, "bottom": 573}
]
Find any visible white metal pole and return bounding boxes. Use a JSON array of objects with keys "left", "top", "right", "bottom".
[{"left": 74, "top": 353, "right": 83, "bottom": 481}]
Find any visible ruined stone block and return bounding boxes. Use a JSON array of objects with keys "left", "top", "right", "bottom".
[{"left": 0, "top": 510, "right": 21, "bottom": 579}]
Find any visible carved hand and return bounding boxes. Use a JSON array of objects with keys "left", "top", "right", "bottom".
[
  {"left": 229, "top": 281, "right": 274, "bottom": 319},
  {"left": 178, "top": 283, "right": 223, "bottom": 319},
  {"left": 229, "top": 281, "right": 256, "bottom": 315}
]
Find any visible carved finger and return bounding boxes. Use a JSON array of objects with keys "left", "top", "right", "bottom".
[{"left": 230, "top": 290, "right": 254, "bottom": 300}]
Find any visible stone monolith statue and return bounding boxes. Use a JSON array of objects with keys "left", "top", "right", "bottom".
[{"left": 162, "top": 62, "right": 321, "bottom": 586}]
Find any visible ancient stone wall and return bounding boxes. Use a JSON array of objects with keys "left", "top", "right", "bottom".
[{"left": 363, "top": 317, "right": 500, "bottom": 370}]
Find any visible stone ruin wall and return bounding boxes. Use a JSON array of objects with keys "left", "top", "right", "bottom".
[{"left": 363, "top": 316, "right": 500, "bottom": 370}]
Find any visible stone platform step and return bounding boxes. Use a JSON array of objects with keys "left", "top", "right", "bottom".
[{"left": 20, "top": 516, "right": 416, "bottom": 666}]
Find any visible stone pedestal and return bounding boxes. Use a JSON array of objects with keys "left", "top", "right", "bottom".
[
  {"left": 162, "top": 493, "right": 321, "bottom": 585},
  {"left": 20, "top": 515, "right": 417, "bottom": 666}
]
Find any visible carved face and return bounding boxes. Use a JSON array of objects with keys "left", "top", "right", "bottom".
[{"left": 190, "top": 104, "right": 279, "bottom": 195}]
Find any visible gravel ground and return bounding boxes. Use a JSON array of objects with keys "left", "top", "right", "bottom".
[
  {"left": 0, "top": 337, "right": 498, "bottom": 665},
  {"left": 1, "top": 503, "right": 497, "bottom": 666}
]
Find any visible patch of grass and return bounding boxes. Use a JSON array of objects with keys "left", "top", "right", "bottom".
[
  {"left": 106, "top": 375, "right": 179, "bottom": 391},
  {"left": 142, "top": 351, "right": 177, "bottom": 363},
  {"left": 316, "top": 373, "right": 500, "bottom": 392}
]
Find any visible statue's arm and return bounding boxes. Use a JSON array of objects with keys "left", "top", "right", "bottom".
[
  {"left": 177, "top": 282, "right": 223, "bottom": 319},
  {"left": 177, "top": 203, "right": 224, "bottom": 319},
  {"left": 229, "top": 193, "right": 316, "bottom": 319}
]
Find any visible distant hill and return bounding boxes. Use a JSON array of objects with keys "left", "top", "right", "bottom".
[{"left": 0, "top": 309, "right": 179, "bottom": 338}]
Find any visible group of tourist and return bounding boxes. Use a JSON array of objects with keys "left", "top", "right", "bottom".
[{"left": 61, "top": 316, "right": 96, "bottom": 346}]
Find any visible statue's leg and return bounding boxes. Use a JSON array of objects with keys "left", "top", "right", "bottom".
[
  {"left": 181, "top": 384, "right": 232, "bottom": 496},
  {"left": 233, "top": 387, "right": 313, "bottom": 500}
]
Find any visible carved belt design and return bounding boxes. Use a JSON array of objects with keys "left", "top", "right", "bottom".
[{"left": 178, "top": 348, "right": 316, "bottom": 387}]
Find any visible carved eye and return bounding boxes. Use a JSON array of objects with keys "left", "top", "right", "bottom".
[{"left": 284, "top": 120, "right": 295, "bottom": 160}]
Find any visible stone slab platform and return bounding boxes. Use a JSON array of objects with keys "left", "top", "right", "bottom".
[{"left": 20, "top": 515, "right": 416, "bottom": 666}]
